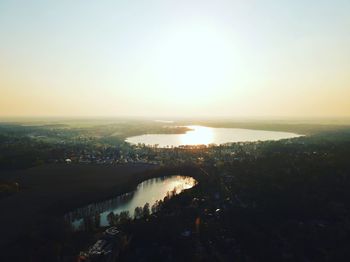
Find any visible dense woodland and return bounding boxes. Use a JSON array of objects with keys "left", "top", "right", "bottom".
[
  {"left": 116, "top": 132, "right": 350, "bottom": 261},
  {"left": 1, "top": 121, "right": 350, "bottom": 261}
]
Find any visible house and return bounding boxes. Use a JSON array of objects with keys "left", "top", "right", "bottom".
[{"left": 78, "top": 227, "right": 122, "bottom": 262}]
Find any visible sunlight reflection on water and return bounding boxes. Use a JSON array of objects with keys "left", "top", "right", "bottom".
[
  {"left": 179, "top": 125, "right": 214, "bottom": 145},
  {"left": 126, "top": 125, "right": 301, "bottom": 147},
  {"left": 65, "top": 176, "right": 197, "bottom": 230}
]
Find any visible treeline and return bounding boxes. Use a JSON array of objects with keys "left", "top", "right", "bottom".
[{"left": 112, "top": 132, "right": 350, "bottom": 261}]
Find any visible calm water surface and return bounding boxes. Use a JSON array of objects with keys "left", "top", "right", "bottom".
[
  {"left": 126, "top": 125, "right": 301, "bottom": 147},
  {"left": 65, "top": 176, "right": 197, "bottom": 229}
]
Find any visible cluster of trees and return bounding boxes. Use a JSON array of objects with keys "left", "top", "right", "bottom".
[
  {"left": 0, "top": 122, "right": 187, "bottom": 170},
  {"left": 107, "top": 192, "right": 180, "bottom": 226},
  {"left": 2, "top": 123, "right": 350, "bottom": 261},
  {"left": 111, "top": 130, "right": 350, "bottom": 261},
  {"left": 0, "top": 124, "right": 131, "bottom": 170}
]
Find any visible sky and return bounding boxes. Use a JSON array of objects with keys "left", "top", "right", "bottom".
[{"left": 1, "top": 0, "right": 350, "bottom": 118}]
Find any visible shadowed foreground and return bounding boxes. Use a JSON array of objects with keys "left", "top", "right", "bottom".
[{"left": 0, "top": 163, "right": 157, "bottom": 250}]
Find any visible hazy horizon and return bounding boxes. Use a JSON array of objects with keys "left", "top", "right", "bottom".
[
  {"left": 1, "top": 1, "right": 350, "bottom": 118},
  {"left": 1, "top": 115, "right": 350, "bottom": 126}
]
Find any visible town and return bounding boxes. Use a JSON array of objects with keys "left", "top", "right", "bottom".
[{"left": 1, "top": 121, "right": 350, "bottom": 261}]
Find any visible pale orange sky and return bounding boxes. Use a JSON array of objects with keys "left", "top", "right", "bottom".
[{"left": 1, "top": 0, "right": 350, "bottom": 118}]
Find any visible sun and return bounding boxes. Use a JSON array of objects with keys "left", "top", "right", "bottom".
[{"left": 151, "top": 22, "right": 235, "bottom": 105}]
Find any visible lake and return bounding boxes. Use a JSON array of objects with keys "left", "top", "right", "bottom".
[
  {"left": 126, "top": 125, "right": 301, "bottom": 147},
  {"left": 65, "top": 175, "right": 197, "bottom": 230}
]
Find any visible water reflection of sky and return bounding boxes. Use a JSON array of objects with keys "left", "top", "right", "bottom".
[
  {"left": 66, "top": 176, "right": 197, "bottom": 229},
  {"left": 126, "top": 125, "right": 301, "bottom": 147}
]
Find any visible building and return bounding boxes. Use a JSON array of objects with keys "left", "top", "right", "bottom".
[{"left": 78, "top": 227, "right": 121, "bottom": 262}]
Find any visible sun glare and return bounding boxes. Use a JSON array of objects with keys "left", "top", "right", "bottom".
[
  {"left": 152, "top": 22, "right": 235, "bottom": 104},
  {"left": 180, "top": 125, "right": 214, "bottom": 145}
]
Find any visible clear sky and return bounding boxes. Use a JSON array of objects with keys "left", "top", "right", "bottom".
[{"left": 1, "top": 0, "right": 349, "bottom": 118}]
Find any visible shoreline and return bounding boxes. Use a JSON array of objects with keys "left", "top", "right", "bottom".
[
  {"left": 0, "top": 163, "right": 157, "bottom": 247},
  {"left": 0, "top": 163, "right": 201, "bottom": 250}
]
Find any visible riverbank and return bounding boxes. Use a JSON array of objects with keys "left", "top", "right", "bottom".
[{"left": 0, "top": 163, "right": 159, "bottom": 248}]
